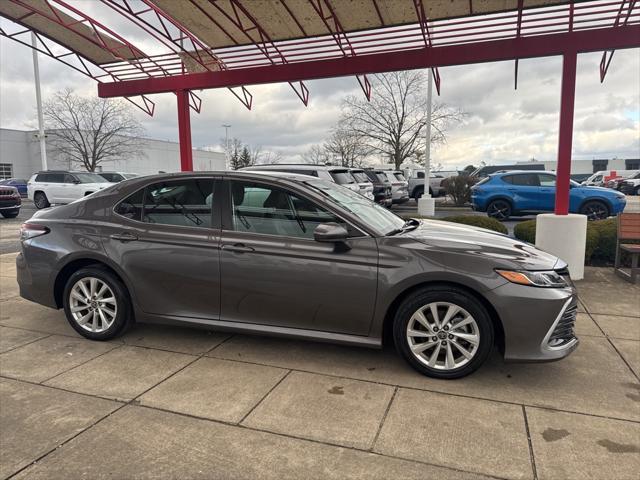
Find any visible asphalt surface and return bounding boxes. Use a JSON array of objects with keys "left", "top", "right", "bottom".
[{"left": 0, "top": 202, "right": 37, "bottom": 255}]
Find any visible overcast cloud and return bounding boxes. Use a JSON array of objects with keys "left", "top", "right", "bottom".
[{"left": 1, "top": 7, "right": 638, "bottom": 170}]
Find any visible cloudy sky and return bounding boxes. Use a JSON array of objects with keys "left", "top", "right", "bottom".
[{"left": 1, "top": 4, "right": 638, "bottom": 170}]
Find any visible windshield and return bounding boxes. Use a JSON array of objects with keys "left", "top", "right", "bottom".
[
  {"left": 123, "top": 173, "right": 139, "bottom": 179},
  {"left": 329, "top": 171, "right": 356, "bottom": 185},
  {"left": 306, "top": 180, "right": 405, "bottom": 235},
  {"left": 75, "top": 173, "right": 109, "bottom": 183},
  {"left": 393, "top": 172, "right": 406, "bottom": 181}
]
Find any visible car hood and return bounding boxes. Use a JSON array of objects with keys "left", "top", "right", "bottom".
[
  {"left": 406, "top": 219, "right": 562, "bottom": 271},
  {"left": 576, "top": 185, "right": 618, "bottom": 195}
]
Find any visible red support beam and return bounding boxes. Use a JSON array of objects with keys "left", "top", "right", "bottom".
[
  {"left": 555, "top": 51, "right": 578, "bottom": 215},
  {"left": 176, "top": 90, "right": 193, "bottom": 172},
  {"left": 98, "top": 24, "right": 640, "bottom": 98}
]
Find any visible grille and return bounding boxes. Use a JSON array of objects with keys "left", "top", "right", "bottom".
[
  {"left": 0, "top": 188, "right": 16, "bottom": 197},
  {"left": 548, "top": 304, "right": 577, "bottom": 347}
]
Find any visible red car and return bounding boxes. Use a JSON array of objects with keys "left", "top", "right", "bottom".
[{"left": 0, "top": 185, "right": 21, "bottom": 218}]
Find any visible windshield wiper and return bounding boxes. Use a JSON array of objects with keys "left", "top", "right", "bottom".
[{"left": 385, "top": 219, "right": 420, "bottom": 236}]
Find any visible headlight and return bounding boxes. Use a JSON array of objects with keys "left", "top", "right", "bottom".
[{"left": 496, "top": 269, "right": 569, "bottom": 288}]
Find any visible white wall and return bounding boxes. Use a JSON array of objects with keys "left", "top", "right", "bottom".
[
  {"left": 0, "top": 128, "right": 226, "bottom": 177},
  {"left": 0, "top": 129, "right": 33, "bottom": 179}
]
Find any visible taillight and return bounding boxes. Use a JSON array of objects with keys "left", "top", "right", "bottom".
[{"left": 20, "top": 223, "right": 49, "bottom": 240}]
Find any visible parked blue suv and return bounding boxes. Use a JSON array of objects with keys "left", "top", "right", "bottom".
[{"left": 471, "top": 171, "right": 626, "bottom": 220}]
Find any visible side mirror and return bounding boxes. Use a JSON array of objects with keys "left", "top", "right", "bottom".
[
  {"left": 72, "top": 179, "right": 81, "bottom": 184},
  {"left": 314, "top": 222, "right": 349, "bottom": 242}
]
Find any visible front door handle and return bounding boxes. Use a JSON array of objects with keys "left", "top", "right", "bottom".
[
  {"left": 110, "top": 232, "right": 138, "bottom": 242},
  {"left": 221, "top": 243, "right": 255, "bottom": 253}
]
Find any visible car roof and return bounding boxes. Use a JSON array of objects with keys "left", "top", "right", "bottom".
[
  {"left": 243, "top": 164, "right": 349, "bottom": 171},
  {"left": 493, "top": 170, "right": 556, "bottom": 176}
]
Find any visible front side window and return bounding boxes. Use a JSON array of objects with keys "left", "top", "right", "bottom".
[
  {"left": 230, "top": 181, "right": 342, "bottom": 239},
  {"left": 329, "top": 170, "right": 356, "bottom": 185},
  {"left": 74, "top": 173, "right": 109, "bottom": 184},
  {"left": 351, "top": 171, "right": 369, "bottom": 183},
  {"left": 48, "top": 174, "right": 65, "bottom": 183},
  {"left": 306, "top": 180, "right": 405, "bottom": 235},
  {"left": 115, "top": 179, "right": 214, "bottom": 228},
  {"left": 537, "top": 174, "right": 556, "bottom": 187}
]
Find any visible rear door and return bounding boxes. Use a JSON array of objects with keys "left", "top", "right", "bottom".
[
  {"left": 103, "top": 177, "right": 221, "bottom": 320},
  {"left": 536, "top": 173, "right": 557, "bottom": 211},
  {"left": 218, "top": 178, "right": 378, "bottom": 335},
  {"left": 46, "top": 173, "right": 67, "bottom": 203},
  {"left": 502, "top": 173, "right": 541, "bottom": 211}
]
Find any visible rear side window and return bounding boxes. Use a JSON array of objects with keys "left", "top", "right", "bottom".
[
  {"left": 114, "top": 179, "right": 214, "bottom": 228},
  {"left": 502, "top": 174, "right": 539, "bottom": 186},
  {"left": 330, "top": 171, "right": 355, "bottom": 184},
  {"left": 417, "top": 171, "right": 425, "bottom": 179}
]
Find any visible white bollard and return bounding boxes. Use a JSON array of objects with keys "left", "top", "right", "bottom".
[
  {"left": 535, "top": 213, "right": 588, "bottom": 280},
  {"left": 418, "top": 196, "right": 436, "bottom": 217}
]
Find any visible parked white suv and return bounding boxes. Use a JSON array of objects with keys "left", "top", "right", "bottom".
[
  {"left": 242, "top": 164, "right": 362, "bottom": 195},
  {"left": 28, "top": 171, "right": 111, "bottom": 209}
]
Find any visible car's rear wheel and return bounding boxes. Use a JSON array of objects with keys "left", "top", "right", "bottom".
[
  {"left": 63, "top": 267, "right": 132, "bottom": 340},
  {"left": 1, "top": 210, "right": 19, "bottom": 218},
  {"left": 579, "top": 200, "right": 609, "bottom": 220},
  {"left": 393, "top": 286, "right": 494, "bottom": 379},
  {"left": 487, "top": 199, "right": 512, "bottom": 221},
  {"left": 33, "top": 191, "right": 50, "bottom": 209},
  {"left": 634, "top": 186, "right": 640, "bottom": 196}
]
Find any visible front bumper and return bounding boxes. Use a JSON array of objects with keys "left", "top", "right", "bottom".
[{"left": 485, "top": 281, "right": 579, "bottom": 362}]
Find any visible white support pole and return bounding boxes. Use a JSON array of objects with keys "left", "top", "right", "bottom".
[
  {"left": 222, "top": 124, "right": 231, "bottom": 170},
  {"left": 418, "top": 69, "right": 436, "bottom": 217},
  {"left": 31, "top": 32, "right": 47, "bottom": 171}
]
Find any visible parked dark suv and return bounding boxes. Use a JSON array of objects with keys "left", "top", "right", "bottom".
[
  {"left": 363, "top": 168, "right": 393, "bottom": 207},
  {"left": 0, "top": 185, "right": 21, "bottom": 218},
  {"left": 17, "top": 171, "right": 579, "bottom": 379}
]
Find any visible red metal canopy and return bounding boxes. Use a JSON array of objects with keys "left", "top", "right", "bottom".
[{"left": 1, "top": 0, "right": 639, "bottom": 215}]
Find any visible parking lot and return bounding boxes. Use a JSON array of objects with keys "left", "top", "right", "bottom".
[{"left": 0, "top": 244, "right": 638, "bottom": 479}]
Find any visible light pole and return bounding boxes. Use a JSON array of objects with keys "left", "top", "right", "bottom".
[
  {"left": 32, "top": 32, "right": 47, "bottom": 171},
  {"left": 418, "top": 69, "right": 435, "bottom": 217},
  {"left": 222, "top": 124, "right": 231, "bottom": 169}
]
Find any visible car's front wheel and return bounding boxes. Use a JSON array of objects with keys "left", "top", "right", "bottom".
[
  {"left": 33, "top": 191, "right": 50, "bottom": 209},
  {"left": 63, "top": 266, "right": 132, "bottom": 340},
  {"left": 487, "top": 199, "right": 512, "bottom": 221},
  {"left": 393, "top": 286, "right": 494, "bottom": 379},
  {"left": 579, "top": 200, "right": 609, "bottom": 220}
]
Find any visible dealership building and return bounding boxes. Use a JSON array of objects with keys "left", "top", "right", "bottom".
[{"left": 0, "top": 128, "right": 226, "bottom": 180}]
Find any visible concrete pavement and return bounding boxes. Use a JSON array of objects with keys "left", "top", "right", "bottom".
[{"left": 0, "top": 252, "right": 638, "bottom": 479}]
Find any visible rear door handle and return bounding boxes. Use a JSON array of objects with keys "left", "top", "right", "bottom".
[
  {"left": 221, "top": 243, "right": 255, "bottom": 253},
  {"left": 110, "top": 232, "right": 138, "bottom": 242}
]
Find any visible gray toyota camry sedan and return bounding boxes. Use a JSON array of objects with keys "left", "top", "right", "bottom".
[{"left": 16, "top": 171, "right": 578, "bottom": 379}]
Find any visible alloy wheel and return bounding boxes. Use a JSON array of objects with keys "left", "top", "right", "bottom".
[
  {"left": 582, "top": 202, "right": 608, "bottom": 220},
  {"left": 487, "top": 200, "right": 510, "bottom": 220},
  {"left": 69, "top": 277, "right": 118, "bottom": 333},
  {"left": 406, "top": 302, "right": 480, "bottom": 370}
]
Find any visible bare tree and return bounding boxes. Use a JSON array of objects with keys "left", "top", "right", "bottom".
[
  {"left": 43, "top": 89, "right": 144, "bottom": 171},
  {"left": 257, "top": 149, "right": 283, "bottom": 165},
  {"left": 302, "top": 144, "right": 330, "bottom": 165},
  {"left": 324, "top": 121, "right": 371, "bottom": 168},
  {"left": 339, "top": 71, "right": 464, "bottom": 169}
]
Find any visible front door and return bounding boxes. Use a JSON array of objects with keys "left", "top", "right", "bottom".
[
  {"left": 219, "top": 179, "right": 378, "bottom": 336},
  {"left": 103, "top": 177, "right": 221, "bottom": 320}
]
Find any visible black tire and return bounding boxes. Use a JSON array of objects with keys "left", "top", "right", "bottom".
[
  {"left": 1, "top": 210, "right": 19, "bottom": 218},
  {"left": 579, "top": 200, "right": 609, "bottom": 220},
  {"left": 634, "top": 186, "right": 640, "bottom": 196},
  {"left": 393, "top": 286, "right": 494, "bottom": 379},
  {"left": 412, "top": 186, "right": 433, "bottom": 201},
  {"left": 486, "top": 199, "right": 512, "bottom": 221},
  {"left": 62, "top": 266, "right": 132, "bottom": 340},
  {"left": 34, "top": 191, "right": 50, "bottom": 209}
]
